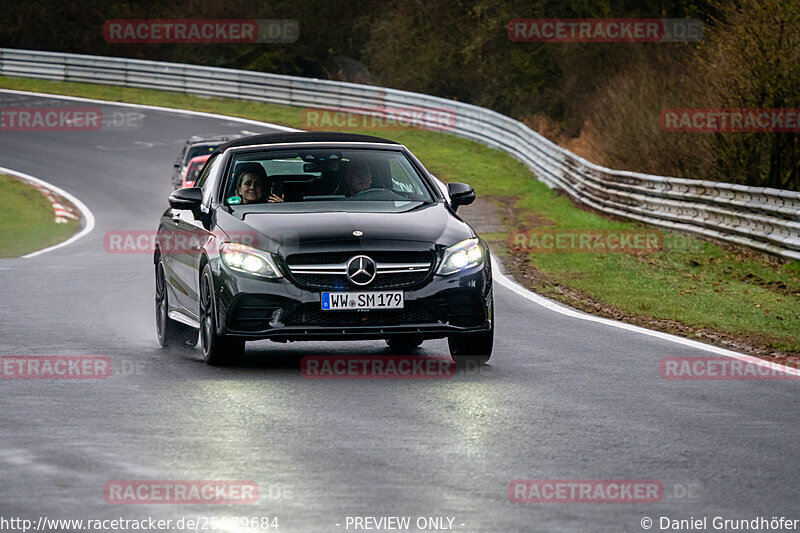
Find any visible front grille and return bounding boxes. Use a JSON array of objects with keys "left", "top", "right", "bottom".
[
  {"left": 287, "top": 251, "right": 431, "bottom": 265},
  {"left": 284, "top": 302, "right": 438, "bottom": 327},
  {"left": 290, "top": 271, "right": 429, "bottom": 290},
  {"left": 285, "top": 251, "right": 434, "bottom": 290},
  {"left": 291, "top": 274, "right": 352, "bottom": 291}
]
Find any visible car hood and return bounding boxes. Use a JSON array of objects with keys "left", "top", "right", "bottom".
[{"left": 221, "top": 202, "right": 475, "bottom": 254}]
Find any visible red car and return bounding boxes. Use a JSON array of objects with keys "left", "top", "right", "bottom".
[{"left": 181, "top": 154, "right": 210, "bottom": 188}]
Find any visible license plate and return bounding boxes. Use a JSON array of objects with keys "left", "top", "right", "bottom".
[{"left": 321, "top": 291, "right": 404, "bottom": 310}]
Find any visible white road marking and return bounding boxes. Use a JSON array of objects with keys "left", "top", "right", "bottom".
[
  {"left": 0, "top": 166, "right": 96, "bottom": 259},
  {"left": 491, "top": 256, "right": 800, "bottom": 376},
  {"left": 3, "top": 89, "right": 795, "bottom": 372},
  {"left": 0, "top": 88, "right": 299, "bottom": 131},
  {"left": 0, "top": 89, "right": 298, "bottom": 259}
]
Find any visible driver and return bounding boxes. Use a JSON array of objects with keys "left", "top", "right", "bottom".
[{"left": 343, "top": 161, "right": 373, "bottom": 196}]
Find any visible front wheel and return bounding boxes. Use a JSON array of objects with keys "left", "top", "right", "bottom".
[
  {"left": 448, "top": 325, "right": 493, "bottom": 368},
  {"left": 199, "top": 265, "right": 244, "bottom": 366},
  {"left": 155, "top": 261, "right": 198, "bottom": 348}
]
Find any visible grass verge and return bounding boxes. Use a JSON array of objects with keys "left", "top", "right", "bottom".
[
  {"left": 2, "top": 75, "right": 798, "bottom": 356},
  {"left": 0, "top": 173, "right": 80, "bottom": 258}
]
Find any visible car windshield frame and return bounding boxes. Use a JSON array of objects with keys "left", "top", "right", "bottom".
[{"left": 218, "top": 145, "right": 437, "bottom": 209}]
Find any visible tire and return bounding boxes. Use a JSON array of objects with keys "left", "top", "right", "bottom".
[
  {"left": 199, "top": 265, "right": 244, "bottom": 366},
  {"left": 448, "top": 325, "right": 493, "bottom": 368},
  {"left": 156, "top": 261, "right": 198, "bottom": 348},
  {"left": 385, "top": 334, "right": 424, "bottom": 352}
]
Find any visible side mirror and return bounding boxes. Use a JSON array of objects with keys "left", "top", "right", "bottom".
[
  {"left": 447, "top": 182, "right": 476, "bottom": 211},
  {"left": 169, "top": 187, "right": 202, "bottom": 210}
]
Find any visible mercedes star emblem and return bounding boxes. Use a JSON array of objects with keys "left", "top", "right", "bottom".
[{"left": 346, "top": 255, "right": 377, "bottom": 286}]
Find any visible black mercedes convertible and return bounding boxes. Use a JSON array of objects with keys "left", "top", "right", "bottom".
[{"left": 154, "top": 132, "right": 493, "bottom": 366}]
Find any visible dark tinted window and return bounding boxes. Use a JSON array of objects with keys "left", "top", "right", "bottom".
[
  {"left": 224, "top": 148, "right": 433, "bottom": 206},
  {"left": 184, "top": 144, "right": 219, "bottom": 165}
]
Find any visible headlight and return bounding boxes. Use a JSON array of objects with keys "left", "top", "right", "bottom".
[
  {"left": 437, "top": 238, "right": 484, "bottom": 275},
  {"left": 220, "top": 242, "right": 282, "bottom": 279}
]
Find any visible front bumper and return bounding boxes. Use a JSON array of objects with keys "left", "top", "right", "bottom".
[{"left": 212, "top": 258, "right": 492, "bottom": 342}]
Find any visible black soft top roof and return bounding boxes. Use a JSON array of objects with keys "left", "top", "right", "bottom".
[{"left": 213, "top": 132, "right": 400, "bottom": 155}]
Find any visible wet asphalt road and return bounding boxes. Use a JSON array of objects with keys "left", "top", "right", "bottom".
[{"left": 0, "top": 91, "right": 798, "bottom": 533}]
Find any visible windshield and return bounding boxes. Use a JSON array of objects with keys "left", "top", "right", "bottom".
[
  {"left": 183, "top": 156, "right": 209, "bottom": 186},
  {"left": 185, "top": 143, "right": 220, "bottom": 163},
  {"left": 223, "top": 148, "right": 434, "bottom": 207}
]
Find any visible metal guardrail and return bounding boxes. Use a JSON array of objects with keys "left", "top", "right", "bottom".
[{"left": 2, "top": 48, "right": 799, "bottom": 260}]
